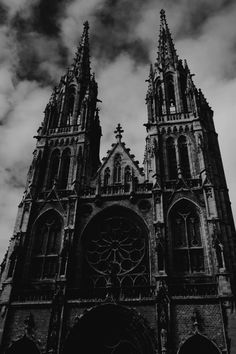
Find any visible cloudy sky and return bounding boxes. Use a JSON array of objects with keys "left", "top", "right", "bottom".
[{"left": 0, "top": 0, "right": 236, "bottom": 261}]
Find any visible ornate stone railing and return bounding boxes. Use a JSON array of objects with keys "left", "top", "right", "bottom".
[
  {"left": 12, "top": 289, "right": 54, "bottom": 302},
  {"left": 67, "top": 285, "right": 156, "bottom": 301},
  {"left": 100, "top": 184, "right": 130, "bottom": 195},
  {"left": 164, "top": 178, "right": 201, "bottom": 190},
  {"left": 158, "top": 112, "right": 196, "bottom": 123},
  {"left": 169, "top": 282, "right": 218, "bottom": 298},
  {"left": 48, "top": 125, "right": 79, "bottom": 135},
  {"left": 81, "top": 183, "right": 153, "bottom": 198}
]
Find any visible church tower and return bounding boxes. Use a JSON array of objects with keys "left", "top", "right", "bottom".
[{"left": 0, "top": 11, "right": 235, "bottom": 354}]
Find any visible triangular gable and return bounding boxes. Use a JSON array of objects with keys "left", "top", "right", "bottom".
[{"left": 96, "top": 140, "right": 145, "bottom": 185}]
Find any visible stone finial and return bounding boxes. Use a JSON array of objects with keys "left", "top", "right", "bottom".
[
  {"left": 114, "top": 123, "right": 124, "bottom": 142},
  {"left": 160, "top": 9, "right": 166, "bottom": 20}
]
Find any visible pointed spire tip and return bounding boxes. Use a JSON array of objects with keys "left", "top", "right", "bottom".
[
  {"left": 160, "top": 9, "right": 166, "bottom": 18},
  {"left": 83, "top": 21, "right": 89, "bottom": 30}
]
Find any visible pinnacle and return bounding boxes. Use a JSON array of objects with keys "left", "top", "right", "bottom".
[
  {"left": 83, "top": 20, "right": 89, "bottom": 30},
  {"left": 114, "top": 123, "right": 124, "bottom": 142},
  {"left": 156, "top": 9, "right": 178, "bottom": 69}
]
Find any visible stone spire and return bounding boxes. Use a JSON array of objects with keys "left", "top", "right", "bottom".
[
  {"left": 156, "top": 9, "right": 178, "bottom": 71},
  {"left": 72, "top": 21, "right": 91, "bottom": 81}
]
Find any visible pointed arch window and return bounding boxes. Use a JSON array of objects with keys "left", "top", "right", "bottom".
[
  {"left": 47, "top": 149, "right": 60, "bottom": 189},
  {"left": 166, "top": 137, "right": 177, "bottom": 179},
  {"left": 124, "top": 165, "right": 131, "bottom": 183},
  {"left": 59, "top": 148, "right": 71, "bottom": 189},
  {"left": 166, "top": 74, "right": 176, "bottom": 113},
  {"left": 180, "top": 73, "right": 188, "bottom": 112},
  {"left": 169, "top": 200, "right": 204, "bottom": 274},
  {"left": 104, "top": 167, "right": 110, "bottom": 186},
  {"left": 179, "top": 334, "right": 221, "bottom": 354},
  {"left": 156, "top": 81, "right": 163, "bottom": 115},
  {"left": 31, "top": 210, "right": 62, "bottom": 280},
  {"left": 67, "top": 86, "right": 76, "bottom": 124},
  {"left": 113, "top": 154, "right": 122, "bottom": 183},
  {"left": 49, "top": 105, "right": 59, "bottom": 129},
  {"left": 60, "top": 86, "right": 75, "bottom": 126},
  {"left": 178, "top": 135, "right": 191, "bottom": 178},
  {"left": 81, "top": 207, "right": 150, "bottom": 298}
]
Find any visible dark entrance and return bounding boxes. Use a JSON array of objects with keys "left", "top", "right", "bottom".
[
  {"left": 179, "top": 334, "right": 221, "bottom": 354},
  {"left": 6, "top": 336, "right": 40, "bottom": 354},
  {"left": 63, "top": 304, "right": 155, "bottom": 354}
]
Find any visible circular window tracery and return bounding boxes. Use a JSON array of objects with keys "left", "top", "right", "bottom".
[{"left": 86, "top": 216, "right": 146, "bottom": 276}]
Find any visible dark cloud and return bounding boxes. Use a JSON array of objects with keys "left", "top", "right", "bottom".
[
  {"left": 0, "top": 3, "right": 7, "bottom": 25},
  {"left": 10, "top": 0, "right": 70, "bottom": 37},
  {"left": 171, "top": 0, "right": 235, "bottom": 39},
  {"left": 15, "top": 34, "right": 68, "bottom": 85},
  {"left": 6, "top": 0, "right": 74, "bottom": 85},
  {"left": 32, "top": 0, "right": 69, "bottom": 36},
  {"left": 91, "top": 0, "right": 150, "bottom": 64}
]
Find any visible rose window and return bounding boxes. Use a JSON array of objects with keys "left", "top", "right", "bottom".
[{"left": 85, "top": 216, "right": 146, "bottom": 276}]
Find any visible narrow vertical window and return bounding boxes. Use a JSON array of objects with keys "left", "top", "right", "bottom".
[
  {"left": 104, "top": 167, "right": 110, "bottom": 186},
  {"left": 170, "top": 200, "right": 204, "bottom": 274},
  {"left": 49, "top": 105, "right": 59, "bottom": 129},
  {"left": 180, "top": 74, "right": 188, "bottom": 112},
  {"left": 47, "top": 150, "right": 60, "bottom": 189},
  {"left": 166, "top": 137, "right": 177, "bottom": 179},
  {"left": 166, "top": 74, "right": 176, "bottom": 113},
  {"left": 157, "top": 243, "right": 165, "bottom": 271},
  {"left": 60, "top": 86, "right": 75, "bottom": 126},
  {"left": 178, "top": 136, "right": 191, "bottom": 178},
  {"left": 113, "top": 154, "right": 122, "bottom": 183},
  {"left": 31, "top": 211, "right": 62, "bottom": 280},
  {"left": 59, "top": 148, "right": 71, "bottom": 189},
  {"left": 124, "top": 166, "right": 131, "bottom": 183}
]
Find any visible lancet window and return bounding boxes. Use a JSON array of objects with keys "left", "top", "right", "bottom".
[
  {"left": 169, "top": 200, "right": 204, "bottom": 274},
  {"left": 113, "top": 154, "right": 122, "bottom": 183},
  {"left": 166, "top": 137, "right": 177, "bottom": 179},
  {"left": 47, "top": 149, "right": 60, "bottom": 189},
  {"left": 60, "top": 86, "right": 75, "bottom": 126},
  {"left": 59, "top": 148, "right": 71, "bottom": 189},
  {"left": 49, "top": 105, "right": 59, "bottom": 129},
  {"left": 104, "top": 167, "right": 110, "bottom": 186},
  {"left": 124, "top": 165, "right": 131, "bottom": 183},
  {"left": 166, "top": 74, "right": 176, "bottom": 113},
  {"left": 178, "top": 135, "right": 191, "bottom": 178},
  {"left": 31, "top": 210, "right": 62, "bottom": 280}
]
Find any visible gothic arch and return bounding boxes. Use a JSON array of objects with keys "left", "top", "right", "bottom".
[
  {"left": 62, "top": 304, "right": 156, "bottom": 354},
  {"left": 178, "top": 333, "right": 221, "bottom": 354},
  {"left": 30, "top": 209, "right": 63, "bottom": 280},
  {"left": 78, "top": 206, "right": 150, "bottom": 298},
  {"left": 5, "top": 336, "right": 40, "bottom": 354},
  {"left": 168, "top": 198, "right": 205, "bottom": 274}
]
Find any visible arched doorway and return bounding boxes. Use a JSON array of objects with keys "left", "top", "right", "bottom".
[
  {"left": 62, "top": 304, "right": 155, "bottom": 354},
  {"left": 179, "top": 334, "right": 221, "bottom": 354},
  {"left": 6, "top": 336, "right": 40, "bottom": 354}
]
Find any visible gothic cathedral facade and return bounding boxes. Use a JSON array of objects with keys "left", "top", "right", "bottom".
[{"left": 0, "top": 10, "right": 235, "bottom": 354}]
